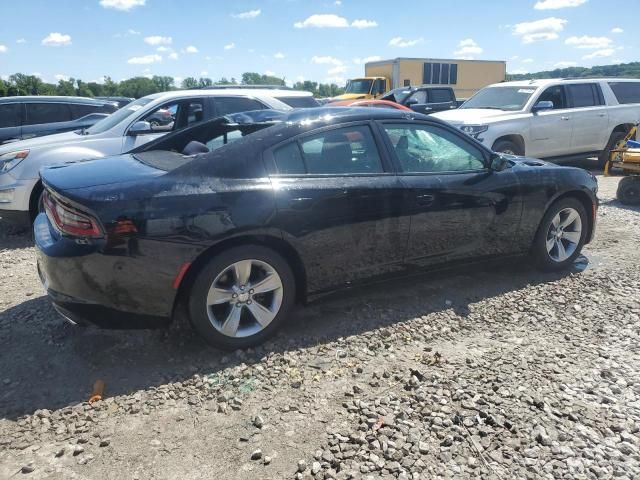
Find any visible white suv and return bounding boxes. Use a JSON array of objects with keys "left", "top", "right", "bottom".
[
  {"left": 0, "top": 88, "right": 317, "bottom": 225},
  {"left": 434, "top": 78, "right": 640, "bottom": 165}
]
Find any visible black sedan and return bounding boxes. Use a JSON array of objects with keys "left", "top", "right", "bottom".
[{"left": 34, "top": 107, "right": 598, "bottom": 350}]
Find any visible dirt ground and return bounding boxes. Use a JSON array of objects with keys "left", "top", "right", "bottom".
[{"left": 0, "top": 166, "right": 639, "bottom": 479}]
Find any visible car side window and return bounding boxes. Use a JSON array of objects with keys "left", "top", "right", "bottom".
[
  {"left": 567, "top": 84, "right": 598, "bottom": 108},
  {"left": 383, "top": 123, "right": 485, "bottom": 173},
  {"left": 25, "top": 103, "right": 72, "bottom": 125},
  {"left": 186, "top": 101, "right": 205, "bottom": 126},
  {"left": 537, "top": 86, "right": 567, "bottom": 109},
  {"left": 273, "top": 125, "right": 383, "bottom": 175},
  {"left": 214, "top": 97, "right": 265, "bottom": 116},
  {"left": 206, "top": 130, "right": 243, "bottom": 151},
  {"left": 0, "top": 104, "right": 21, "bottom": 128},
  {"left": 430, "top": 88, "right": 453, "bottom": 103},
  {"left": 141, "top": 102, "right": 179, "bottom": 132}
]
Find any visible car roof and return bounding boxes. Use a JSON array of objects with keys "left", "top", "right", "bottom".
[
  {"left": 489, "top": 77, "right": 640, "bottom": 88},
  {"left": 0, "top": 95, "right": 111, "bottom": 105},
  {"left": 144, "top": 88, "right": 314, "bottom": 102}
]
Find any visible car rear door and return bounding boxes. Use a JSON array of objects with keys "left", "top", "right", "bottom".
[
  {"left": 528, "top": 85, "right": 573, "bottom": 158},
  {"left": 265, "top": 122, "right": 410, "bottom": 293},
  {"left": 22, "top": 102, "right": 73, "bottom": 139},
  {"left": 565, "top": 83, "right": 610, "bottom": 153},
  {"left": 378, "top": 121, "right": 522, "bottom": 265},
  {"left": 0, "top": 103, "right": 22, "bottom": 144}
]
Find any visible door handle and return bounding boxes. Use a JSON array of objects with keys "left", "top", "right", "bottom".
[
  {"left": 597, "top": 113, "right": 607, "bottom": 117},
  {"left": 561, "top": 116, "right": 570, "bottom": 121},
  {"left": 416, "top": 193, "right": 435, "bottom": 206},
  {"left": 289, "top": 197, "right": 314, "bottom": 209}
]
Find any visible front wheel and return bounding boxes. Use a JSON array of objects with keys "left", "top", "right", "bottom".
[
  {"left": 531, "top": 198, "right": 588, "bottom": 271},
  {"left": 492, "top": 140, "right": 522, "bottom": 156},
  {"left": 187, "top": 246, "right": 296, "bottom": 350}
]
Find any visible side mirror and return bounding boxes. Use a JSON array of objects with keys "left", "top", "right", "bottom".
[
  {"left": 406, "top": 97, "right": 419, "bottom": 106},
  {"left": 490, "top": 154, "right": 509, "bottom": 171},
  {"left": 128, "top": 121, "right": 152, "bottom": 136},
  {"left": 532, "top": 100, "right": 554, "bottom": 113}
]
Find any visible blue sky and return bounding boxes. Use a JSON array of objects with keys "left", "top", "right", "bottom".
[{"left": 0, "top": 0, "right": 635, "bottom": 86}]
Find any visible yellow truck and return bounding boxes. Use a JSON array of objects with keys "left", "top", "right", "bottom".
[{"left": 332, "top": 77, "right": 390, "bottom": 101}]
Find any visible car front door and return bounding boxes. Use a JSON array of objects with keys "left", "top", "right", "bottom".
[
  {"left": 565, "top": 83, "right": 610, "bottom": 153},
  {"left": 0, "top": 103, "right": 22, "bottom": 144},
  {"left": 122, "top": 97, "right": 208, "bottom": 151},
  {"left": 378, "top": 121, "right": 522, "bottom": 265},
  {"left": 266, "top": 123, "right": 410, "bottom": 293},
  {"left": 528, "top": 85, "right": 573, "bottom": 158}
]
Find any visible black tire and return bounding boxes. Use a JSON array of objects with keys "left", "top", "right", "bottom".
[
  {"left": 492, "top": 139, "right": 522, "bottom": 156},
  {"left": 598, "top": 131, "right": 626, "bottom": 170},
  {"left": 187, "top": 245, "right": 296, "bottom": 350},
  {"left": 29, "top": 184, "right": 44, "bottom": 224},
  {"left": 531, "top": 198, "right": 588, "bottom": 272},
  {"left": 617, "top": 176, "right": 640, "bottom": 205}
]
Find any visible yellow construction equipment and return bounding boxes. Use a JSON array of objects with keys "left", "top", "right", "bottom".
[{"left": 604, "top": 123, "right": 640, "bottom": 205}]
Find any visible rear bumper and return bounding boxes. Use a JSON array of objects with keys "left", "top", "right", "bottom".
[{"left": 34, "top": 212, "right": 181, "bottom": 329}]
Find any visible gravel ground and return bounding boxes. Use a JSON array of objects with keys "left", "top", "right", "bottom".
[{"left": 0, "top": 170, "right": 639, "bottom": 479}]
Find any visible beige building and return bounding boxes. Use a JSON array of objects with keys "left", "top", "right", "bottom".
[{"left": 365, "top": 57, "right": 506, "bottom": 99}]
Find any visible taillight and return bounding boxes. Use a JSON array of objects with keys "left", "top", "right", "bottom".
[{"left": 43, "top": 191, "right": 103, "bottom": 238}]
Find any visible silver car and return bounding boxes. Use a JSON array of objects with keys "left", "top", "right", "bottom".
[{"left": 0, "top": 88, "right": 316, "bottom": 225}]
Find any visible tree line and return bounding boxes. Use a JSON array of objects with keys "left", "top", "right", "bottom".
[
  {"left": 507, "top": 62, "right": 640, "bottom": 81},
  {"left": 0, "top": 72, "right": 346, "bottom": 99}
]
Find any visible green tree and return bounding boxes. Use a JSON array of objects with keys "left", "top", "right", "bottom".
[
  {"left": 181, "top": 77, "right": 199, "bottom": 89},
  {"left": 9, "top": 74, "right": 53, "bottom": 95},
  {"left": 198, "top": 77, "right": 213, "bottom": 88},
  {"left": 119, "top": 76, "right": 159, "bottom": 98},
  {"left": 102, "top": 76, "right": 120, "bottom": 96},
  {"left": 76, "top": 80, "right": 93, "bottom": 97},
  {"left": 215, "top": 77, "right": 237, "bottom": 85},
  {"left": 56, "top": 78, "right": 76, "bottom": 96},
  {"left": 87, "top": 82, "right": 105, "bottom": 97},
  {"left": 241, "top": 72, "right": 285, "bottom": 86},
  {"left": 152, "top": 75, "right": 175, "bottom": 92}
]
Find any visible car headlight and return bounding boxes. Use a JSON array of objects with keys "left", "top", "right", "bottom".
[
  {"left": 460, "top": 125, "right": 489, "bottom": 137},
  {"left": 0, "top": 150, "right": 29, "bottom": 174}
]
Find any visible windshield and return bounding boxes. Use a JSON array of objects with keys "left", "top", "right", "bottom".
[
  {"left": 382, "top": 88, "right": 413, "bottom": 104},
  {"left": 345, "top": 79, "right": 373, "bottom": 95},
  {"left": 278, "top": 96, "right": 320, "bottom": 108},
  {"left": 85, "top": 97, "right": 154, "bottom": 134},
  {"left": 461, "top": 86, "right": 537, "bottom": 111}
]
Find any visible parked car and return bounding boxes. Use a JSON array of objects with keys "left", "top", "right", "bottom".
[
  {"left": 381, "top": 86, "right": 458, "bottom": 114},
  {"left": 95, "top": 96, "right": 135, "bottom": 108},
  {"left": 34, "top": 107, "right": 598, "bottom": 350},
  {"left": 0, "top": 96, "right": 117, "bottom": 145},
  {"left": 327, "top": 99, "right": 412, "bottom": 110},
  {"left": 433, "top": 78, "right": 640, "bottom": 168},
  {"left": 0, "top": 88, "right": 314, "bottom": 225}
]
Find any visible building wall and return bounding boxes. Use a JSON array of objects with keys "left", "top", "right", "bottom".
[{"left": 365, "top": 59, "right": 506, "bottom": 99}]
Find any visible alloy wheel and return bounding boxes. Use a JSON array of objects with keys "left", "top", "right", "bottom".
[
  {"left": 206, "top": 259, "right": 283, "bottom": 338},
  {"left": 546, "top": 207, "right": 582, "bottom": 262}
]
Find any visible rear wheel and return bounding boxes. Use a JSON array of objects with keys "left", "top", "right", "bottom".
[
  {"left": 187, "top": 246, "right": 296, "bottom": 350},
  {"left": 617, "top": 176, "right": 640, "bottom": 205},
  {"left": 598, "top": 131, "right": 627, "bottom": 170},
  {"left": 492, "top": 139, "right": 522, "bottom": 156},
  {"left": 531, "top": 198, "right": 588, "bottom": 271}
]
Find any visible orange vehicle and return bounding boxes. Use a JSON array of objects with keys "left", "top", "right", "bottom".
[{"left": 327, "top": 99, "right": 412, "bottom": 111}]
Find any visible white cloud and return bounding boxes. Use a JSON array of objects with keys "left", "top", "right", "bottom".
[
  {"left": 522, "top": 58, "right": 534, "bottom": 63},
  {"left": 0, "top": 45, "right": 7, "bottom": 53},
  {"left": 16, "top": 38, "right": 26, "bottom": 44},
  {"left": 583, "top": 48, "right": 615, "bottom": 59},
  {"left": 32, "top": 72, "right": 43, "bottom": 79},
  {"left": 454, "top": 38, "right": 483, "bottom": 57},
  {"left": 554, "top": 61, "right": 578, "bottom": 68},
  {"left": 185, "top": 45, "right": 199, "bottom": 53},
  {"left": 328, "top": 65, "right": 348, "bottom": 75},
  {"left": 231, "top": 9, "right": 261, "bottom": 19},
  {"left": 311, "top": 55, "right": 343, "bottom": 65},
  {"left": 174, "top": 76, "right": 183, "bottom": 85},
  {"left": 512, "top": 17, "right": 567, "bottom": 43},
  {"left": 351, "top": 19, "right": 378, "bottom": 28},
  {"left": 325, "top": 76, "right": 346, "bottom": 86},
  {"left": 127, "top": 54, "right": 162, "bottom": 64},
  {"left": 41, "top": 32, "right": 72, "bottom": 47},
  {"left": 223, "top": 43, "right": 235, "bottom": 51},
  {"left": 611, "top": 27, "right": 624, "bottom": 34},
  {"left": 565, "top": 35, "right": 612, "bottom": 49},
  {"left": 534, "top": 0, "right": 587, "bottom": 9},
  {"left": 128, "top": 29, "right": 140, "bottom": 35},
  {"left": 99, "top": 0, "right": 145, "bottom": 11},
  {"left": 353, "top": 55, "right": 382, "bottom": 65},
  {"left": 144, "top": 35, "right": 172, "bottom": 46},
  {"left": 274, "top": 52, "right": 285, "bottom": 59},
  {"left": 389, "top": 36, "right": 424, "bottom": 48},
  {"left": 295, "top": 14, "right": 349, "bottom": 28},
  {"left": 156, "top": 46, "right": 170, "bottom": 52},
  {"left": 265, "top": 70, "right": 276, "bottom": 76},
  {"left": 201, "top": 71, "right": 209, "bottom": 76},
  {"left": 335, "top": 0, "right": 342, "bottom": 4},
  {"left": 168, "top": 52, "right": 178, "bottom": 60},
  {"left": 54, "top": 74, "right": 69, "bottom": 81}
]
